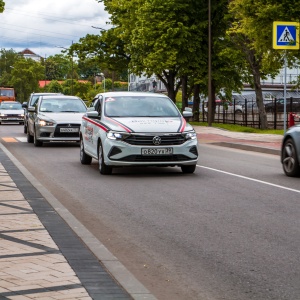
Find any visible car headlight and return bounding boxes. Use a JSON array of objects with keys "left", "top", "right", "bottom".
[
  {"left": 0, "top": 113, "right": 7, "bottom": 117},
  {"left": 107, "top": 131, "right": 127, "bottom": 140},
  {"left": 18, "top": 114, "right": 24, "bottom": 117},
  {"left": 37, "top": 119, "right": 55, "bottom": 126},
  {"left": 184, "top": 131, "right": 197, "bottom": 140}
]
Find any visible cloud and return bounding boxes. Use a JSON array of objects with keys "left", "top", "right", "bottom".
[{"left": 0, "top": 0, "right": 110, "bottom": 56}]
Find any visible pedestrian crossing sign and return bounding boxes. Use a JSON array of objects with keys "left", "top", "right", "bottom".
[{"left": 273, "top": 21, "right": 299, "bottom": 49}]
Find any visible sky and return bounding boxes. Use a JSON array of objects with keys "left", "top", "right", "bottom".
[{"left": 0, "top": 0, "right": 110, "bottom": 57}]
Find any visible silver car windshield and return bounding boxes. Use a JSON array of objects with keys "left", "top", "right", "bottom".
[
  {"left": 104, "top": 96, "right": 180, "bottom": 117},
  {"left": 39, "top": 99, "right": 87, "bottom": 113}
]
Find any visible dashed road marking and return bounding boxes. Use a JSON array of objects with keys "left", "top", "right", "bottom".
[{"left": 1, "top": 137, "right": 27, "bottom": 143}]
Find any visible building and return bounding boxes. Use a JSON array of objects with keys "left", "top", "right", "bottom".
[{"left": 19, "top": 48, "right": 42, "bottom": 62}]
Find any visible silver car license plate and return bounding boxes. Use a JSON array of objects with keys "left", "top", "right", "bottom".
[
  {"left": 60, "top": 128, "right": 79, "bottom": 132},
  {"left": 141, "top": 148, "right": 173, "bottom": 155}
]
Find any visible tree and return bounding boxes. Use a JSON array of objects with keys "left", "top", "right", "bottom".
[
  {"left": 9, "top": 58, "right": 45, "bottom": 102},
  {"left": 0, "top": 1, "right": 4, "bottom": 13},
  {"left": 228, "top": 0, "right": 287, "bottom": 129},
  {"left": 44, "top": 54, "right": 71, "bottom": 80},
  {"left": 0, "top": 49, "right": 20, "bottom": 78}
]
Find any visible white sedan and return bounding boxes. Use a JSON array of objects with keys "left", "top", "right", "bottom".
[
  {"left": 80, "top": 92, "right": 198, "bottom": 175},
  {"left": 0, "top": 101, "right": 24, "bottom": 124}
]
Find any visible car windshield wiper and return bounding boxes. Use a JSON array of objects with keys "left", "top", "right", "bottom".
[{"left": 60, "top": 110, "right": 79, "bottom": 112}]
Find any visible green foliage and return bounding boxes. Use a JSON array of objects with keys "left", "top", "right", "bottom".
[
  {"left": 9, "top": 58, "right": 44, "bottom": 102},
  {"left": 44, "top": 80, "right": 63, "bottom": 93},
  {"left": 0, "top": 0, "right": 4, "bottom": 13}
]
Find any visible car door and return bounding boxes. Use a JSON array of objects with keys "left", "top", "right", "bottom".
[
  {"left": 82, "top": 96, "right": 102, "bottom": 157},
  {"left": 27, "top": 96, "right": 40, "bottom": 135}
]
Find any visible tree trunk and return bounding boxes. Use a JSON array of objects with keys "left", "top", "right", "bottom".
[
  {"left": 246, "top": 50, "right": 268, "bottom": 129},
  {"left": 157, "top": 69, "right": 180, "bottom": 103},
  {"left": 193, "top": 84, "right": 200, "bottom": 121},
  {"left": 181, "top": 75, "right": 188, "bottom": 111}
]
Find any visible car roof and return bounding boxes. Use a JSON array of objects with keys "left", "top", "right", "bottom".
[
  {"left": 31, "top": 92, "right": 62, "bottom": 96},
  {"left": 95, "top": 91, "right": 169, "bottom": 98},
  {"left": 40, "top": 95, "right": 81, "bottom": 100}
]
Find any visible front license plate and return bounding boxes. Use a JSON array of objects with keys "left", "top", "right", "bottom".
[
  {"left": 60, "top": 128, "right": 79, "bottom": 132},
  {"left": 141, "top": 148, "right": 173, "bottom": 155}
]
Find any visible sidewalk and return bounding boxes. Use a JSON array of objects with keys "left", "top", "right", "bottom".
[
  {"left": 194, "top": 126, "right": 283, "bottom": 155},
  {"left": 0, "top": 128, "right": 282, "bottom": 299},
  {"left": 0, "top": 145, "right": 156, "bottom": 300}
]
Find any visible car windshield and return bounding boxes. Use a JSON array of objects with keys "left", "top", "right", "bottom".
[
  {"left": 0, "top": 103, "right": 22, "bottom": 110},
  {"left": 39, "top": 98, "right": 87, "bottom": 113},
  {"left": 104, "top": 96, "right": 180, "bottom": 117}
]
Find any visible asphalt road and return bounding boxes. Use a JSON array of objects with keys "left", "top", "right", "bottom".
[{"left": 1, "top": 124, "right": 300, "bottom": 300}]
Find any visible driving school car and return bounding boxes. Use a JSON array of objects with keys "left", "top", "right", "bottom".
[{"left": 80, "top": 92, "right": 198, "bottom": 175}]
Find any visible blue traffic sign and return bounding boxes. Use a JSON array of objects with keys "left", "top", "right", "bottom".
[{"left": 273, "top": 21, "right": 299, "bottom": 49}]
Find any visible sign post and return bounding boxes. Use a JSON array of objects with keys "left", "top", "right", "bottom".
[{"left": 273, "top": 21, "right": 299, "bottom": 133}]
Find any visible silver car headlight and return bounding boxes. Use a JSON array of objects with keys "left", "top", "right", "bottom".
[
  {"left": 107, "top": 131, "right": 127, "bottom": 140},
  {"left": 37, "top": 119, "right": 55, "bottom": 126},
  {"left": 184, "top": 131, "right": 197, "bottom": 140},
  {"left": 0, "top": 113, "right": 7, "bottom": 117}
]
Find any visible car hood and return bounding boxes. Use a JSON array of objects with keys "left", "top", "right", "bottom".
[
  {"left": 0, "top": 109, "right": 24, "bottom": 114},
  {"left": 104, "top": 117, "right": 194, "bottom": 133},
  {"left": 40, "top": 112, "right": 85, "bottom": 123}
]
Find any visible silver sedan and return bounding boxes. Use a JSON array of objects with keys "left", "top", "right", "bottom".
[{"left": 27, "top": 95, "right": 87, "bottom": 147}]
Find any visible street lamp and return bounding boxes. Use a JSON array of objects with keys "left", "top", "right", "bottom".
[
  {"left": 100, "top": 73, "right": 105, "bottom": 92},
  {"left": 56, "top": 42, "right": 74, "bottom": 95}
]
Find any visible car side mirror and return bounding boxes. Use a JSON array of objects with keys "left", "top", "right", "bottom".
[
  {"left": 22, "top": 102, "right": 28, "bottom": 108},
  {"left": 86, "top": 110, "right": 99, "bottom": 119},
  {"left": 28, "top": 106, "right": 36, "bottom": 112}
]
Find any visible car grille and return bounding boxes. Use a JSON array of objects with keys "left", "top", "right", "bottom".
[
  {"left": 124, "top": 134, "right": 186, "bottom": 146},
  {"left": 54, "top": 124, "right": 80, "bottom": 138},
  {"left": 4, "top": 114, "right": 19, "bottom": 117},
  {"left": 113, "top": 154, "right": 193, "bottom": 162}
]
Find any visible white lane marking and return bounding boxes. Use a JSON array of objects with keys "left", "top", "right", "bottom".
[
  {"left": 197, "top": 165, "right": 300, "bottom": 194},
  {"left": 16, "top": 137, "right": 27, "bottom": 142}
]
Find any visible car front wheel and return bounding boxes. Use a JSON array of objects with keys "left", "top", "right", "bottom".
[
  {"left": 27, "top": 128, "right": 34, "bottom": 143},
  {"left": 80, "top": 138, "right": 92, "bottom": 164},
  {"left": 282, "top": 138, "right": 300, "bottom": 177},
  {"left": 98, "top": 141, "right": 112, "bottom": 175},
  {"left": 33, "top": 128, "right": 43, "bottom": 147},
  {"left": 181, "top": 164, "right": 196, "bottom": 174}
]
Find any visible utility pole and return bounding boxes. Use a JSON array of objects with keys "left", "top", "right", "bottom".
[{"left": 208, "top": 0, "right": 213, "bottom": 126}]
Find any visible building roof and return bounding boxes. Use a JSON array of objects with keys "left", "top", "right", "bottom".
[{"left": 19, "top": 48, "right": 39, "bottom": 56}]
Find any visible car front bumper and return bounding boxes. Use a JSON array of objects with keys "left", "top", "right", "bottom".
[
  {"left": 36, "top": 124, "right": 81, "bottom": 142},
  {"left": 102, "top": 138, "right": 198, "bottom": 167}
]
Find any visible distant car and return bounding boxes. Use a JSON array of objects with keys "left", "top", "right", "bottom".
[
  {"left": 22, "top": 92, "right": 63, "bottom": 134},
  {"left": 204, "top": 99, "right": 243, "bottom": 115},
  {"left": 265, "top": 98, "right": 300, "bottom": 113},
  {"left": 281, "top": 123, "right": 300, "bottom": 177},
  {"left": 27, "top": 95, "right": 87, "bottom": 147},
  {"left": 80, "top": 92, "right": 198, "bottom": 175},
  {"left": 0, "top": 101, "right": 24, "bottom": 125}
]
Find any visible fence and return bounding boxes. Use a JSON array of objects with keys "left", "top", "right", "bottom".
[{"left": 199, "top": 97, "right": 300, "bottom": 129}]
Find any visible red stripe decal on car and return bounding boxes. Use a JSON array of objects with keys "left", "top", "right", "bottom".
[
  {"left": 105, "top": 117, "right": 132, "bottom": 133},
  {"left": 82, "top": 116, "right": 109, "bottom": 132},
  {"left": 179, "top": 117, "right": 186, "bottom": 132}
]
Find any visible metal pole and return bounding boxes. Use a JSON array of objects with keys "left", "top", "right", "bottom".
[
  {"left": 207, "top": 0, "right": 213, "bottom": 126},
  {"left": 71, "top": 40, "right": 73, "bottom": 96},
  {"left": 284, "top": 52, "right": 287, "bottom": 133}
]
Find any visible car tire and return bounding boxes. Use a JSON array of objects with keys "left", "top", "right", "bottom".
[
  {"left": 98, "top": 141, "right": 112, "bottom": 175},
  {"left": 27, "top": 128, "right": 34, "bottom": 143},
  {"left": 282, "top": 138, "right": 300, "bottom": 177},
  {"left": 33, "top": 128, "right": 43, "bottom": 147},
  {"left": 80, "top": 138, "right": 92, "bottom": 165},
  {"left": 181, "top": 165, "right": 196, "bottom": 174}
]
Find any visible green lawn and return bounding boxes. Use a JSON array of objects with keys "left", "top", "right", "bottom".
[{"left": 189, "top": 122, "right": 284, "bottom": 135}]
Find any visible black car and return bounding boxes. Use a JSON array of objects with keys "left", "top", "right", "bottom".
[{"left": 264, "top": 98, "right": 300, "bottom": 113}]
